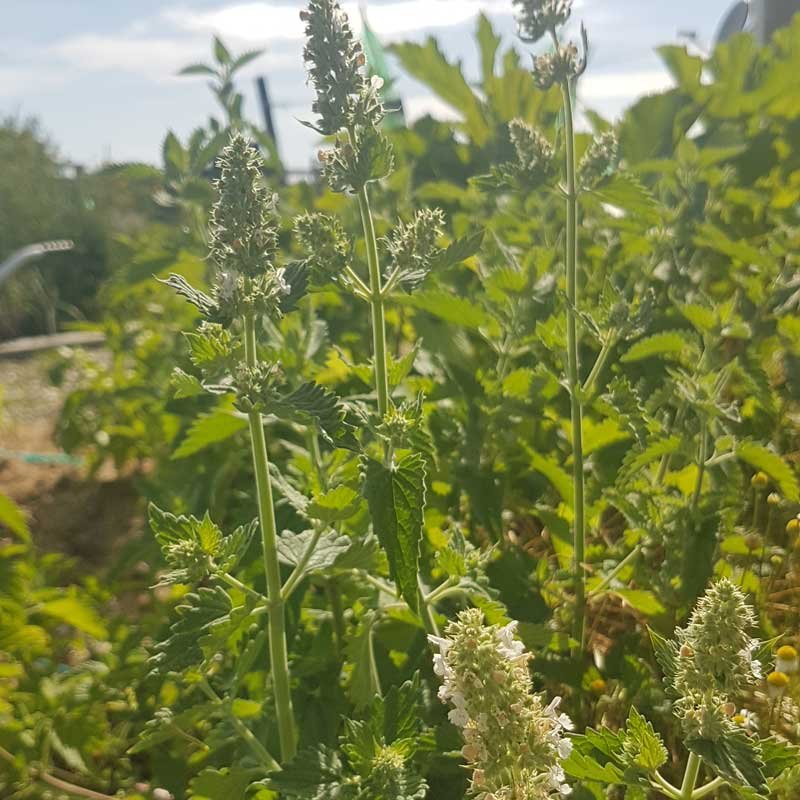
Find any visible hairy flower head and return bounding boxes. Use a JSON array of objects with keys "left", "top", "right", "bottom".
[
  {"left": 301, "top": 0, "right": 384, "bottom": 135},
  {"left": 430, "top": 608, "right": 572, "bottom": 799},
  {"left": 514, "top": 0, "right": 572, "bottom": 44}
]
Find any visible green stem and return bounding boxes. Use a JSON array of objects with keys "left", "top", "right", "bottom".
[
  {"left": 561, "top": 77, "right": 586, "bottom": 652},
  {"left": 692, "top": 776, "right": 726, "bottom": 799},
  {"left": 691, "top": 422, "right": 707, "bottom": 511},
  {"left": 243, "top": 313, "right": 297, "bottom": 762},
  {"left": 220, "top": 571, "right": 267, "bottom": 604},
  {"left": 582, "top": 333, "right": 617, "bottom": 400},
  {"left": 651, "top": 770, "right": 682, "bottom": 800},
  {"left": 198, "top": 679, "right": 279, "bottom": 771},
  {"left": 680, "top": 752, "right": 702, "bottom": 800},
  {"left": 281, "top": 525, "right": 324, "bottom": 601},
  {"left": 356, "top": 185, "right": 390, "bottom": 420}
]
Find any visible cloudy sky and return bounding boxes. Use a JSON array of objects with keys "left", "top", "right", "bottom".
[{"left": 1, "top": 0, "right": 735, "bottom": 172}]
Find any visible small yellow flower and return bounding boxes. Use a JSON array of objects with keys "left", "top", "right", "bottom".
[
  {"left": 767, "top": 671, "right": 790, "bottom": 696},
  {"left": 751, "top": 471, "right": 769, "bottom": 489},
  {"left": 786, "top": 517, "right": 800, "bottom": 537},
  {"left": 767, "top": 492, "right": 781, "bottom": 506},
  {"left": 775, "top": 645, "right": 799, "bottom": 674},
  {"left": 589, "top": 678, "right": 607, "bottom": 695}
]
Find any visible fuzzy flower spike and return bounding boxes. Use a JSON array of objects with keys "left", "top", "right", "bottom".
[
  {"left": 673, "top": 578, "right": 761, "bottom": 740},
  {"left": 430, "top": 608, "right": 573, "bottom": 799}
]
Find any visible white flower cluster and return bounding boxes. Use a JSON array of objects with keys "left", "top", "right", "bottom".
[{"left": 430, "top": 608, "right": 573, "bottom": 800}]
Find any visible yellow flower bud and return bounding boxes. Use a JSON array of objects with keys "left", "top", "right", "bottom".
[
  {"left": 767, "top": 492, "right": 781, "bottom": 506},
  {"left": 589, "top": 678, "right": 607, "bottom": 695},
  {"left": 788, "top": 517, "right": 800, "bottom": 537},
  {"left": 751, "top": 472, "right": 769, "bottom": 489},
  {"left": 767, "top": 671, "right": 790, "bottom": 689}
]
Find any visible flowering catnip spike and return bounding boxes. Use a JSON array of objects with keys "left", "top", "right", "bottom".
[
  {"left": 578, "top": 130, "right": 619, "bottom": 189},
  {"left": 301, "top": 0, "right": 393, "bottom": 193},
  {"left": 673, "top": 578, "right": 761, "bottom": 739},
  {"left": 208, "top": 133, "right": 288, "bottom": 321},
  {"left": 532, "top": 38, "right": 587, "bottom": 90},
  {"left": 294, "top": 212, "right": 354, "bottom": 280},
  {"left": 430, "top": 608, "right": 573, "bottom": 799},
  {"left": 514, "top": 0, "right": 572, "bottom": 44}
]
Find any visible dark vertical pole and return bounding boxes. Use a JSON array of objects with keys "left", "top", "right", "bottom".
[
  {"left": 255, "top": 77, "right": 278, "bottom": 147},
  {"left": 753, "top": 0, "right": 800, "bottom": 42}
]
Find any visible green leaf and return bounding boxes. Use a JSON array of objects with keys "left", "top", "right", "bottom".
[
  {"left": 648, "top": 627, "right": 679, "bottom": 689},
  {"left": 527, "top": 448, "right": 573, "bottom": 506},
  {"left": 362, "top": 453, "right": 426, "bottom": 612},
  {"left": 562, "top": 749, "right": 624, "bottom": 783},
  {"left": 190, "top": 766, "right": 254, "bottom": 800},
  {"left": 426, "top": 229, "right": 484, "bottom": 273},
  {"left": 173, "top": 399, "right": 247, "bottom": 459},
  {"left": 178, "top": 63, "right": 215, "bottom": 77},
  {"left": 759, "top": 737, "right": 800, "bottom": 778},
  {"left": 277, "top": 529, "right": 351, "bottom": 575},
  {"left": 399, "top": 289, "right": 491, "bottom": 330},
  {"left": 265, "top": 381, "right": 357, "bottom": 450},
  {"left": 346, "top": 611, "right": 381, "bottom": 709},
  {"left": 213, "top": 35, "right": 231, "bottom": 65},
  {"left": 230, "top": 698, "right": 262, "bottom": 719},
  {"left": 266, "top": 746, "right": 344, "bottom": 798},
  {"left": 389, "top": 38, "right": 490, "bottom": 145},
  {"left": 231, "top": 49, "right": 263, "bottom": 72},
  {"left": 687, "top": 728, "right": 767, "bottom": 793},
  {"left": 184, "top": 326, "right": 232, "bottom": 367},
  {"left": 621, "top": 707, "right": 668, "bottom": 771},
  {"left": 591, "top": 174, "right": 660, "bottom": 224},
  {"left": 306, "top": 485, "right": 363, "bottom": 523},
  {"left": 620, "top": 330, "right": 698, "bottom": 364},
  {"left": 614, "top": 589, "right": 666, "bottom": 617},
  {"left": 0, "top": 492, "right": 30, "bottom": 541},
  {"left": 622, "top": 435, "right": 683, "bottom": 478},
  {"left": 38, "top": 594, "right": 107, "bottom": 639},
  {"left": 736, "top": 441, "right": 799, "bottom": 502},
  {"left": 476, "top": 13, "right": 501, "bottom": 84},
  {"left": 171, "top": 367, "right": 205, "bottom": 399},
  {"left": 149, "top": 586, "right": 233, "bottom": 674}
]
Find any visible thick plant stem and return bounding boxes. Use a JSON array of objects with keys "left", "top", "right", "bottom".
[
  {"left": 243, "top": 313, "right": 297, "bottom": 762},
  {"left": 356, "top": 185, "right": 390, "bottom": 420},
  {"left": 561, "top": 79, "right": 587, "bottom": 651},
  {"left": 680, "top": 752, "right": 702, "bottom": 799}
]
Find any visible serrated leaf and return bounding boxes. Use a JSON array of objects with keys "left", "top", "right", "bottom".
[
  {"left": 184, "top": 326, "right": 232, "bottom": 367},
  {"left": 266, "top": 746, "right": 344, "bottom": 798},
  {"left": 269, "top": 464, "right": 310, "bottom": 517},
  {"left": 149, "top": 586, "right": 233, "bottom": 674},
  {"left": 172, "top": 367, "right": 205, "bottom": 399},
  {"left": 622, "top": 435, "right": 683, "bottom": 478},
  {"left": 687, "top": 728, "right": 767, "bottom": 792},
  {"left": 620, "top": 330, "right": 698, "bottom": 364},
  {"left": 736, "top": 441, "right": 799, "bottom": 502},
  {"left": 648, "top": 627, "right": 679, "bottom": 689},
  {"left": 399, "top": 290, "right": 491, "bottom": 330},
  {"left": 306, "top": 485, "right": 363, "bottom": 523},
  {"left": 277, "top": 529, "right": 351, "bottom": 576},
  {"left": 161, "top": 273, "right": 218, "bottom": 318},
  {"left": 190, "top": 766, "right": 254, "bottom": 800},
  {"left": 621, "top": 707, "right": 668, "bottom": 771},
  {"left": 362, "top": 453, "right": 426, "bottom": 612},
  {"left": 266, "top": 381, "right": 357, "bottom": 450},
  {"left": 173, "top": 399, "right": 247, "bottom": 459},
  {"left": 527, "top": 448, "right": 573, "bottom": 506},
  {"left": 759, "top": 737, "right": 800, "bottom": 778},
  {"left": 426, "top": 229, "right": 484, "bottom": 273},
  {"left": 217, "top": 519, "right": 257, "bottom": 573},
  {"left": 591, "top": 174, "right": 660, "bottom": 224},
  {"left": 562, "top": 749, "right": 624, "bottom": 783}
]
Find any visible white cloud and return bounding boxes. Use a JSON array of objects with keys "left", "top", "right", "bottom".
[
  {"left": 167, "top": 0, "right": 513, "bottom": 43},
  {"left": 580, "top": 69, "right": 674, "bottom": 101}
]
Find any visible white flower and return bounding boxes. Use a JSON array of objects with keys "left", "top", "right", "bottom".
[
  {"left": 449, "top": 707, "right": 470, "bottom": 727},
  {"left": 557, "top": 737, "right": 573, "bottom": 759}
]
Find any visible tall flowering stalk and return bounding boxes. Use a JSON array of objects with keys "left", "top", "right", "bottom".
[
  {"left": 207, "top": 135, "right": 297, "bottom": 761},
  {"left": 430, "top": 609, "right": 573, "bottom": 799},
  {"left": 511, "top": 0, "right": 589, "bottom": 647}
]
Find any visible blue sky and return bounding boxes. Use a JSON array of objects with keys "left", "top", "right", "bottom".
[{"left": 0, "top": 1, "right": 734, "bottom": 172}]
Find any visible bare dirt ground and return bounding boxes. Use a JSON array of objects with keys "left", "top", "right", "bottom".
[{"left": 0, "top": 352, "right": 144, "bottom": 566}]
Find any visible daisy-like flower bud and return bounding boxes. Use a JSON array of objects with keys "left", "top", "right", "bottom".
[
  {"left": 514, "top": 0, "right": 572, "bottom": 44},
  {"left": 775, "top": 645, "right": 799, "bottom": 675},
  {"left": 429, "top": 608, "right": 573, "bottom": 799},
  {"left": 751, "top": 471, "right": 769, "bottom": 489},
  {"left": 767, "top": 670, "right": 790, "bottom": 697}
]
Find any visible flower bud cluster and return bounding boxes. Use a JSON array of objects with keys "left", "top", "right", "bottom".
[
  {"left": 384, "top": 208, "right": 445, "bottom": 277},
  {"left": 300, "top": 0, "right": 383, "bottom": 135},
  {"left": 294, "top": 212, "right": 353, "bottom": 280},
  {"left": 430, "top": 608, "right": 573, "bottom": 799},
  {"left": 532, "top": 39, "right": 586, "bottom": 89},
  {"left": 232, "top": 362, "right": 282, "bottom": 413},
  {"left": 510, "top": 120, "right": 556, "bottom": 188},
  {"left": 578, "top": 131, "right": 619, "bottom": 188},
  {"left": 673, "top": 579, "right": 761, "bottom": 739},
  {"left": 301, "top": 0, "right": 394, "bottom": 193},
  {"left": 208, "top": 134, "right": 287, "bottom": 323},
  {"left": 514, "top": 0, "right": 572, "bottom": 44}
]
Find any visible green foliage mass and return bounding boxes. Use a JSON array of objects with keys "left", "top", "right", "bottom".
[{"left": 4, "top": 10, "right": 800, "bottom": 800}]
